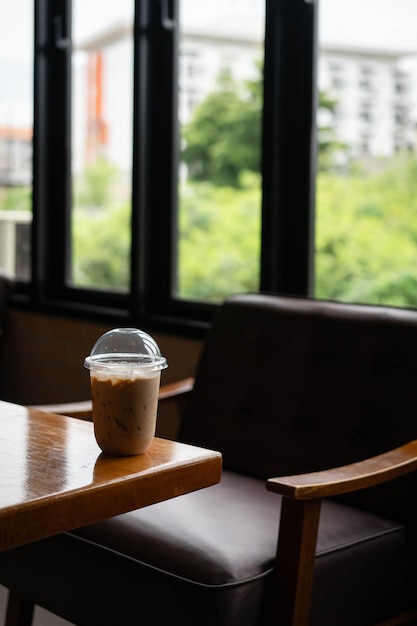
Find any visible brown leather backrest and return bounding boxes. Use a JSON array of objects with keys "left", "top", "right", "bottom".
[{"left": 179, "top": 293, "right": 417, "bottom": 520}]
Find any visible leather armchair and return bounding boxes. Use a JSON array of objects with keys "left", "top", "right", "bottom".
[{"left": 3, "top": 293, "right": 417, "bottom": 625}]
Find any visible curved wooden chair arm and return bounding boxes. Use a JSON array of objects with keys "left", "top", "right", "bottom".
[
  {"left": 158, "top": 376, "right": 195, "bottom": 403},
  {"left": 267, "top": 439, "right": 417, "bottom": 500},
  {"left": 30, "top": 377, "right": 195, "bottom": 421},
  {"left": 30, "top": 400, "right": 94, "bottom": 420},
  {"left": 269, "top": 439, "right": 417, "bottom": 626}
]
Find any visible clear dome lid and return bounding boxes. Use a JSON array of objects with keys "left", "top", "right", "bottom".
[{"left": 84, "top": 327, "right": 167, "bottom": 373}]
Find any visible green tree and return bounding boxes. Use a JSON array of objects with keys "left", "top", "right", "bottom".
[
  {"left": 0, "top": 186, "right": 31, "bottom": 212},
  {"left": 315, "top": 152, "right": 417, "bottom": 307},
  {"left": 177, "top": 173, "right": 261, "bottom": 300},
  {"left": 74, "top": 158, "right": 118, "bottom": 208},
  {"left": 182, "top": 67, "right": 262, "bottom": 188},
  {"left": 317, "top": 90, "right": 346, "bottom": 171},
  {"left": 182, "top": 68, "right": 342, "bottom": 187},
  {"left": 72, "top": 202, "right": 130, "bottom": 289}
]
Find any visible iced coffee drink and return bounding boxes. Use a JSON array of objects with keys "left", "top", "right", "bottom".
[
  {"left": 91, "top": 370, "right": 161, "bottom": 456},
  {"left": 84, "top": 327, "right": 167, "bottom": 456}
]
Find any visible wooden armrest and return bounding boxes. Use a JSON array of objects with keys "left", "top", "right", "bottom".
[
  {"left": 158, "top": 376, "right": 194, "bottom": 402},
  {"left": 267, "top": 439, "right": 417, "bottom": 500},
  {"left": 30, "top": 400, "right": 93, "bottom": 420},
  {"left": 30, "top": 377, "right": 195, "bottom": 420}
]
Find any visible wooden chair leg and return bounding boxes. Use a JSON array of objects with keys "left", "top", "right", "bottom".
[
  {"left": 274, "top": 497, "right": 321, "bottom": 626},
  {"left": 5, "top": 591, "right": 34, "bottom": 626}
]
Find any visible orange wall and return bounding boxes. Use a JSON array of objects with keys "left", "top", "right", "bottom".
[{"left": 0, "top": 308, "right": 203, "bottom": 439}]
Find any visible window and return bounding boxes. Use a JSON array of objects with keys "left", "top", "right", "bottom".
[
  {"left": 394, "top": 69, "right": 408, "bottom": 95},
  {"left": 359, "top": 65, "right": 375, "bottom": 92},
  {"left": 394, "top": 105, "right": 407, "bottom": 126},
  {"left": 9, "top": 0, "right": 417, "bottom": 334},
  {"left": 316, "top": 0, "right": 417, "bottom": 308},
  {"left": 1, "top": 0, "right": 316, "bottom": 334},
  {"left": 176, "top": 1, "right": 265, "bottom": 302},
  {"left": 331, "top": 75, "right": 344, "bottom": 89},
  {"left": 0, "top": 0, "right": 33, "bottom": 282},
  {"left": 360, "top": 133, "right": 371, "bottom": 155},
  {"left": 359, "top": 103, "right": 372, "bottom": 123},
  {"left": 71, "top": 0, "right": 134, "bottom": 292}
]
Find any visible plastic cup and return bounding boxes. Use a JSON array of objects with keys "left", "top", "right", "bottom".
[{"left": 84, "top": 328, "right": 167, "bottom": 456}]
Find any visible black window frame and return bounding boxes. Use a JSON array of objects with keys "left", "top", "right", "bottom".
[{"left": 13, "top": 0, "right": 317, "bottom": 338}]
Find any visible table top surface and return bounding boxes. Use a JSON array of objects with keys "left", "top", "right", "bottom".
[{"left": 0, "top": 400, "right": 222, "bottom": 552}]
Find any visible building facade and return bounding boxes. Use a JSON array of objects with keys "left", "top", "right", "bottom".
[{"left": 318, "top": 43, "right": 416, "bottom": 159}]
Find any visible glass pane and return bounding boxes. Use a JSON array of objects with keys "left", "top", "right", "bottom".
[
  {"left": 0, "top": 0, "right": 33, "bottom": 281},
  {"left": 316, "top": 0, "right": 417, "bottom": 307},
  {"left": 176, "top": 0, "right": 265, "bottom": 303},
  {"left": 71, "top": 0, "right": 134, "bottom": 291}
]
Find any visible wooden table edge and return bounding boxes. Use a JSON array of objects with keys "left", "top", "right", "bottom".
[{"left": 0, "top": 441, "right": 222, "bottom": 552}]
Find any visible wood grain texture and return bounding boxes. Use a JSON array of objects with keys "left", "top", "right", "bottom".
[
  {"left": 275, "top": 498, "right": 321, "bottom": 626},
  {"left": 267, "top": 439, "right": 417, "bottom": 499},
  {"left": 0, "top": 400, "right": 221, "bottom": 551}
]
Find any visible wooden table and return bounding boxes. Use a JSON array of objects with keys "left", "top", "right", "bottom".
[{"left": 0, "top": 400, "right": 222, "bottom": 552}]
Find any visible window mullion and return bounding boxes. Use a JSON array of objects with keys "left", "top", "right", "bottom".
[
  {"left": 261, "top": 0, "right": 317, "bottom": 296},
  {"left": 133, "top": 0, "right": 178, "bottom": 316},
  {"left": 33, "top": 0, "right": 71, "bottom": 302}
]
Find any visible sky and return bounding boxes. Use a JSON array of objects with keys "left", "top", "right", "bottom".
[
  {"left": 319, "top": 0, "right": 417, "bottom": 52},
  {"left": 180, "top": 0, "right": 417, "bottom": 52}
]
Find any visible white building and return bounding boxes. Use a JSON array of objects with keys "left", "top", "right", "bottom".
[
  {"left": 180, "top": 21, "right": 417, "bottom": 160},
  {"left": 318, "top": 43, "right": 416, "bottom": 158},
  {"left": 179, "top": 18, "right": 263, "bottom": 124}
]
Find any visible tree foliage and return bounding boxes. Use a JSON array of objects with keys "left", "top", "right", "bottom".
[
  {"left": 177, "top": 172, "right": 261, "bottom": 300},
  {"left": 71, "top": 201, "right": 130, "bottom": 290},
  {"left": 5, "top": 73, "right": 415, "bottom": 311},
  {"left": 315, "top": 153, "right": 417, "bottom": 307},
  {"left": 70, "top": 159, "right": 130, "bottom": 289},
  {"left": 66, "top": 150, "right": 417, "bottom": 308},
  {"left": 317, "top": 90, "right": 347, "bottom": 171},
  {"left": 0, "top": 186, "right": 31, "bottom": 212},
  {"left": 74, "top": 157, "right": 119, "bottom": 208},
  {"left": 182, "top": 67, "right": 262, "bottom": 187},
  {"left": 182, "top": 68, "right": 340, "bottom": 186}
]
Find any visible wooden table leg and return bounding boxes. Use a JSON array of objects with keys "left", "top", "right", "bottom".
[{"left": 5, "top": 591, "right": 34, "bottom": 626}]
